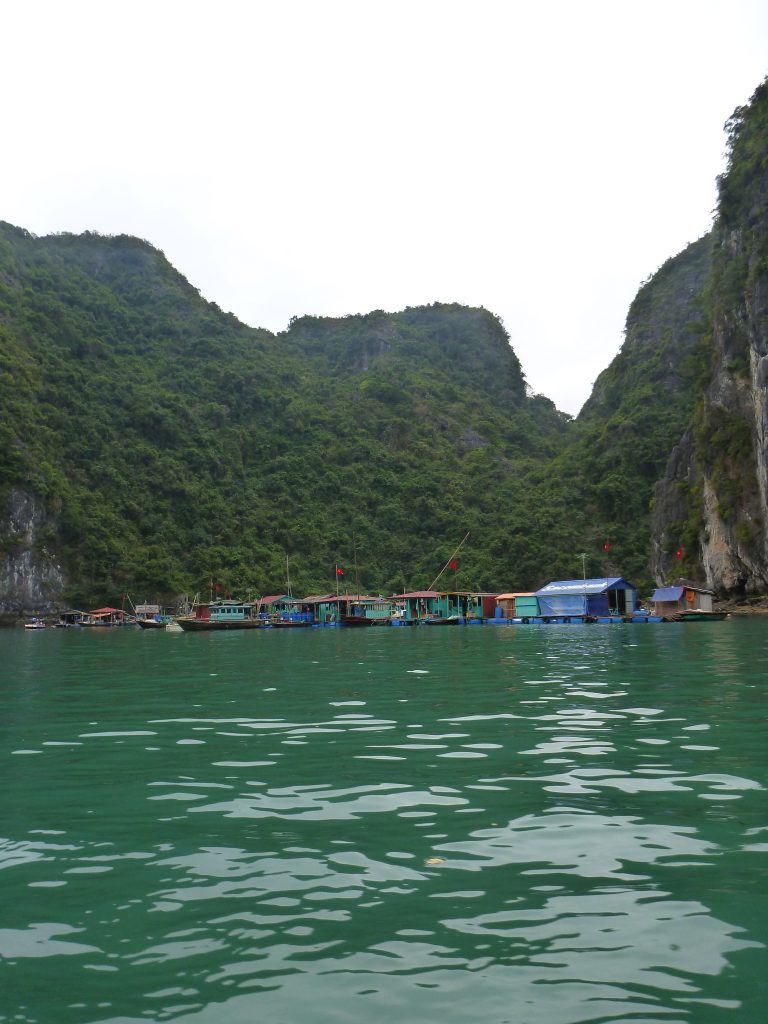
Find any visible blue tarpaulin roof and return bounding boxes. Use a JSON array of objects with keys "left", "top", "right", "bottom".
[
  {"left": 536, "top": 577, "right": 634, "bottom": 596},
  {"left": 651, "top": 586, "right": 684, "bottom": 602}
]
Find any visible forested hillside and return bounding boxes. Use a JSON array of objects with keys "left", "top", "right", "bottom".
[
  {"left": 3, "top": 72, "right": 768, "bottom": 614},
  {"left": 0, "top": 223, "right": 592, "bottom": 609}
]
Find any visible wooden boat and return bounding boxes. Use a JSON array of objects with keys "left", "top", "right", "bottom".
[
  {"left": 421, "top": 615, "right": 461, "bottom": 625},
  {"left": 176, "top": 616, "right": 267, "bottom": 631},
  {"left": 24, "top": 617, "right": 46, "bottom": 630},
  {"left": 671, "top": 610, "right": 728, "bottom": 622}
]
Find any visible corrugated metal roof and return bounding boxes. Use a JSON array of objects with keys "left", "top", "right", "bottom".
[
  {"left": 394, "top": 591, "right": 441, "bottom": 599},
  {"left": 496, "top": 592, "right": 534, "bottom": 600},
  {"left": 651, "top": 586, "right": 684, "bottom": 602},
  {"left": 536, "top": 578, "right": 634, "bottom": 595}
]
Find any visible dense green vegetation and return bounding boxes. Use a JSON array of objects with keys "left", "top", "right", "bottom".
[
  {"left": 2, "top": 223, "right": 599, "bottom": 605},
  {"left": 0, "top": 204, "right": 725, "bottom": 607}
]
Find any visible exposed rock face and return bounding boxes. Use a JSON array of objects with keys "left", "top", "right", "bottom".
[
  {"left": 652, "top": 80, "right": 768, "bottom": 595},
  {"left": 0, "top": 489, "right": 66, "bottom": 615}
]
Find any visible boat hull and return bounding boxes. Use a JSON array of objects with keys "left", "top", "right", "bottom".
[
  {"left": 671, "top": 611, "right": 728, "bottom": 622},
  {"left": 176, "top": 618, "right": 268, "bottom": 632}
]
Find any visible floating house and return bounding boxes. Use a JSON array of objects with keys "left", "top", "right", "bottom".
[
  {"left": 394, "top": 591, "right": 442, "bottom": 623},
  {"left": 86, "top": 606, "right": 130, "bottom": 626},
  {"left": 651, "top": 583, "right": 715, "bottom": 617},
  {"left": 57, "top": 609, "right": 91, "bottom": 627},
  {"left": 435, "top": 592, "right": 491, "bottom": 620},
  {"left": 258, "top": 595, "right": 314, "bottom": 624},
  {"left": 494, "top": 592, "right": 539, "bottom": 619},
  {"left": 535, "top": 578, "right": 637, "bottom": 619},
  {"left": 300, "top": 594, "right": 392, "bottom": 625},
  {"left": 392, "top": 591, "right": 493, "bottom": 623},
  {"left": 469, "top": 593, "right": 501, "bottom": 619}
]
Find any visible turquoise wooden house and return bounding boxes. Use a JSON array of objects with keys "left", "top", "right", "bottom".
[
  {"left": 395, "top": 591, "right": 442, "bottom": 623},
  {"left": 300, "top": 594, "right": 392, "bottom": 625},
  {"left": 434, "top": 592, "right": 486, "bottom": 620},
  {"left": 494, "top": 593, "right": 540, "bottom": 620},
  {"left": 393, "top": 591, "right": 488, "bottom": 623}
]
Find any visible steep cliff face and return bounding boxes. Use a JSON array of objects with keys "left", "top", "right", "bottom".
[
  {"left": 652, "top": 79, "right": 768, "bottom": 595},
  {"left": 0, "top": 489, "right": 66, "bottom": 615},
  {"left": 557, "top": 236, "right": 712, "bottom": 591}
]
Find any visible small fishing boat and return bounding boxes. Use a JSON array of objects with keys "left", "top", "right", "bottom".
[
  {"left": 24, "top": 617, "right": 47, "bottom": 630},
  {"left": 421, "top": 615, "right": 461, "bottom": 625}
]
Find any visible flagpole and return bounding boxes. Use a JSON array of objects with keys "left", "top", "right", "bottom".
[
  {"left": 428, "top": 532, "right": 470, "bottom": 591},
  {"left": 353, "top": 532, "right": 360, "bottom": 601}
]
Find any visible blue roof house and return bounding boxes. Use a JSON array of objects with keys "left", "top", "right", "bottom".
[{"left": 535, "top": 578, "right": 637, "bottom": 618}]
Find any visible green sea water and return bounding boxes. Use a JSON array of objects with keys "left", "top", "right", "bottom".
[{"left": 1, "top": 620, "right": 766, "bottom": 1024}]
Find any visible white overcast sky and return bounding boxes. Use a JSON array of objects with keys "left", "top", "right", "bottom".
[{"left": 3, "top": 1, "right": 767, "bottom": 414}]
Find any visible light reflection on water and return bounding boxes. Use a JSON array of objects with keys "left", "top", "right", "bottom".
[{"left": 1, "top": 621, "right": 767, "bottom": 1023}]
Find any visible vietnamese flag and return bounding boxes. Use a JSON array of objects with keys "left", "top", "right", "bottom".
[
  {"left": 603, "top": 539, "right": 610, "bottom": 552},
  {"left": 450, "top": 559, "right": 457, "bottom": 570},
  {"left": 675, "top": 546, "right": 684, "bottom": 561},
  {"left": 335, "top": 565, "right": 344, "bottom": 577}
]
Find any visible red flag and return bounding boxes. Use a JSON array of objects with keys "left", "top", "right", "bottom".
[
  {"left": 450, "top": 559, "right": 457, "bottom": 570},
  {"left": 215, "top": 581, "right": 221, "bottom": 593},
  {"left": 603, "top": 539, "right": 610, "bottom": 552},
  {"left": 675, "top": 547, "right": 684, "bottom": 561},
  {"left": 335, "top": 565, "right": 344, "bottom": 577}
]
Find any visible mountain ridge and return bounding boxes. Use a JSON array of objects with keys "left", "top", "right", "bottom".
[{"left": 3, "top": 75, "right": 768, "bottom": 614}]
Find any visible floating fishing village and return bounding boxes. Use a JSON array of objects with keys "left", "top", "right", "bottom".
[{"left": 26, "top": 569, "right": 726, "bottom": 630}]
